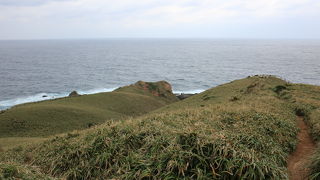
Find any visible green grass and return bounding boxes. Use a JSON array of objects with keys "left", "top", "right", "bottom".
[
  {"left": 0, "top": 81, "right": 178, "bottom": 138},
  {"left": 0, "top": 137, "right": 46, "bottom": 151},
  {"left": 1, "top": 75, "right": 310, "bottom": 179}
]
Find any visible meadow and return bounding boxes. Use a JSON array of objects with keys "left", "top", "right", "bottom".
[{"left": 1, "top": 75, "right": 320, "bottom": 179}]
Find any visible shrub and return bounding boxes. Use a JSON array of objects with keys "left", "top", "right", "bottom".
[
  {"left": 273, "top": 85, "right": 287, "bottom": 94},
  {"left": 1, "top": 164, "right": 18, "bottom": 178}
]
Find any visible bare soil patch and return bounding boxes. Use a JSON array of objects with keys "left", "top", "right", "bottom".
[{"left": 288, "top": 116, "right": 316, "bottom": 180}]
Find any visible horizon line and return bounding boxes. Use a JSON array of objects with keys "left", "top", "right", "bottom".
[{"left": 1, "top": 37, "right": 320, "bottom": 41}]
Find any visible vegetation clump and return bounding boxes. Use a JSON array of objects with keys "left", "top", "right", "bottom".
[
  {"left": 273, "top": 85, "right": 287, "bottom": 94},
  {"left": 0, "top": 162, "right": 54, "bottom": 179}
]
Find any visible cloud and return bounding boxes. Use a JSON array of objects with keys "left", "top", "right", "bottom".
[
  {"left": 0, "top": 0, "right": 75, "bottom": 6},
  {"left": 0, "top": 0, "right": 319, "bottom": 39}
]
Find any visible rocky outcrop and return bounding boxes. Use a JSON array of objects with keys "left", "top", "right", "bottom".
[
  {"left": 134, "top": 81, "right": 174, "bottom": 97},
  {"left": 133, "top": 80, "right": 179, "bottom": 102},
  {"left": 69, "top": 91, "right": 80, "bottom": 97},
  {"left": 115, "top": 80, "right": 178, "bottom": 102}
]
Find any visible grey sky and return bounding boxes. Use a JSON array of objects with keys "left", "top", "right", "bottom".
[{"left": 0, "top": 0, "right": 319, "bottom": 39}]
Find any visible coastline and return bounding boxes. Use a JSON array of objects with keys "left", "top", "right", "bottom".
[{"left": 0, "top": 87, "right": 204, "bottom": 110}]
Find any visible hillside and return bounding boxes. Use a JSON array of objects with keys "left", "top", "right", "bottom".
[
  {"left": 0, "top": 80, "right": 178, "bottom": 150},
  {"left": 1, "top": 75, "right": 320, "bottom": 179},
  {"left": 288, "top": 83, "right": 320, "bottom": 179}
]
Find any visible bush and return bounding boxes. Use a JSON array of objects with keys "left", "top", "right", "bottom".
[
  {"left": 273, "top": 85, "right": 287, "bottom": 94},
  {"left": 1, "top": 164, "right": 18, "bottom": 178}
]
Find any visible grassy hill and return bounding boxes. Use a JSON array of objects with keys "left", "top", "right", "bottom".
[
  {"left": 0, "top": 80, "right": 177, "bottom": 138},
  {"left": 1, "top": 75, "right": 320, "bottom": 179}
]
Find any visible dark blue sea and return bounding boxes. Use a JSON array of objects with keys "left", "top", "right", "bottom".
[{"left": 1, "top": 39, "right": 320, "bottom": 110}]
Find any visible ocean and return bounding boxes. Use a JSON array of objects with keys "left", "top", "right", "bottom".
[{"left": 0, "top": 39, "right": 320, "bottom": 110}]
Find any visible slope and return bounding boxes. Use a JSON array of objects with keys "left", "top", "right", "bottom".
[
  {"left": 0, "top": 81, "right": 178, "bottom": 138},
  {"left": 3, "top": 75, "right": 319, "bottom": 179}
]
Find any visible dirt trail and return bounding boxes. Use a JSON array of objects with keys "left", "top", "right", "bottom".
[{"left": 287, "top": 116, "right": 316, "bottom": 180}]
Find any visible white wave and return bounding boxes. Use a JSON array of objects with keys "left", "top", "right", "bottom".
[
  {"left": 173, "top": 89, "right": 205, "bottom": 94},
  {"left": 0, "top": 88, "right": 204, "bottom": 110},
  {"left": 0, "top": 92, "right": 68, "bottom": 108},
  {"left": 0, "top": 88, "right": 117, "bottom": 110},
  {"left": 78, "top": 88, "right": 117, "bottom": 95}
]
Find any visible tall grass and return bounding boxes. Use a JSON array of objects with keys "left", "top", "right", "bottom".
[
  {"left": 283, "top": 83, "right": 320, "bottom": 179},
  {"left": 0, "top": 162, "right": 54, "bottom": 179},
  {"left": 1, "top": 76, "right": 302, "bottom": 179}
]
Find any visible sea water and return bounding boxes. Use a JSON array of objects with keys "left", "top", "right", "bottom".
[{"left": 0, "top": 39, "right": 320, "bottom": 110}]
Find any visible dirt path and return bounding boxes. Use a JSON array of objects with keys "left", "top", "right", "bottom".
[{"left": 287, "top": 116, "right": 316, "bottom": 180}]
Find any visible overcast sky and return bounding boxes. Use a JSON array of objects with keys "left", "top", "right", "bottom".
[{"left": 0, "top": 0, "right": 320, "bottom": 40}]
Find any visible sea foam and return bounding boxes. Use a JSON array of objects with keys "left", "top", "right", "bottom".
[
  {"left": 0, "top": 88, "right": 205, "bottom": 111},
  {"left": 173, "top": 89, "right": 205, "bottom": 94}
]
